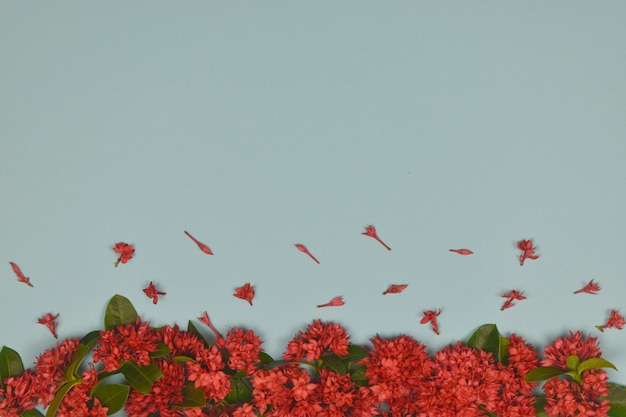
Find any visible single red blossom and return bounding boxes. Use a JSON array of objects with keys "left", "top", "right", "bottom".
[
  {"left": 574, "top": 279, "right": 601, "bottom": 295},
  {"left": 382, "top": 284, "right": 408, "bottom": 295},
  {"left": 596, "top": 310, "right": 625, "bottom": 332},
  {"left": 184, "top": 230, "right": 213, "bottom": 255},
  {"left": 37, "top": 313, "right": 59, "bottom": 338},
  {"left": 517, "top": 239, "right": 539, "bottom": 266},
  {"left": 234, "top": 283, "right": 255, "bottom": 305},
  {"left": 113, "top": 242, "right": 135, "bottom": 267},
  {"left": 362, "top": 225, "right": 391, "bottom": 251},
  {"left": 500, "top": 298, "right": 517, "bottom": 311},
  {"left": 143, "top": 281, "right": 166, "bottom": 304},
  {"left": 420, "top": 309, "right": 441, "bottom": 335},
  {"left": 317, "top": 295, "right": 344, "bottom": 308},
  {"left": 198, "top": 311, "right": 224, "bottom": 340},
  {"left": 9, "top": 262, "right": 34, "bottom": 287},
  {"left": 449, "top": 248, "right": 473, "bottom": 255},
  {"left": 295, "top": 244, "right": 320, "bottom": 264}
]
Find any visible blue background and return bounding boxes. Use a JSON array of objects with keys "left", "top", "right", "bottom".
[{"left": 1, "top": 1, "right": 626, "bottom": 405}]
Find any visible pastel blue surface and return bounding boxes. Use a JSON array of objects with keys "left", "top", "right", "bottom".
[{"left": 1, "top": 2, "right": 626, "bottom": 411}]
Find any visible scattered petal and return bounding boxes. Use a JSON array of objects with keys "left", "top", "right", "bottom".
[
  {"left": 37, "top": 313, "right": 59, "bottom": 338},
  {"left": 420, "top": 309, "right": 441, "bottom": 335},
  {"left": 449, "top": 249, "right": 473, "bottom": 255},
  {"left": 184, "top": 230, "right": 213, "bottom": 255},
  {"left": 382, "top": 284, "right": 408, "bottom": 295},
  {"left": 596, "top": 310, "right": 625, "bottom": 332},
  {"left": 574, "top": 279, "right": 601, "bottom": 295},
  {"left": 295, "top": 244, "right": 320, "bottom": 264},
  {"left": 500, "top": 290, "right": 526, "bottom": 311},
  {"left": 516, "top": 239, "right": 539, "bottom": 266},
  {"left": 317, "top": 296, "right": 344, "bottom": 308},
  {"left": 113, "top": 242, "right": 135, "bottom": 267},
  {"left": 362, "top": 225, "right": 391, "bottom": 251},
  {"left": 9, "top": 262, "right": 34, "bottom": 287},
  {"left": 142, "top": 281, "right": 166, "bottom": 304},
  {"left": 234, "top": 283, "right": 255, "bottom": 306}
]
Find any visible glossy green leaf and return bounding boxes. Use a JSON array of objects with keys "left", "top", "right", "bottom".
[
  {"left": 350, "top": 365, "right": 369, "bottom": 386},
  {"left": 258, "top": 351, "right": 274, "bottom": 364},
  {"left": 0, "top": 346, "right": 24, "bottom": 380},
  {"left": 175, "top": 381, "right": 206, "bottom": 408},
  {"left": 467, "top": 324, "right": 500, "bottom": 358},
  {"left": 534, "top": 396, "right": 549, "bottom": 417},
  {"left": 46, "top": 379, "right": 81, "bottom": 417},
  {"left": 92, "top": 383, "right": 130, "bottom": 414},
  {"left": 104, "top": 294, "right": 138, "bottom": 330},
  {"left": 120, "top": 361, "right": 162, "bottom": 394},
  {"left": 342, "top": 345, "right": 369, "bottom": 363},
  {"left": 608, "top": 384, "right": 626, "bottom": 404},
  {"left": 609, "top": 404, "right": 626, "bottom": 417},
  {"left": 225, "top": 374, "right": 253, "bottom": 403},
  {"left": 20, "top": 410, "right": 45, "bottom": 417},
  {"left": 498, "top": 335, "right": 510, "bottom": 364},
  {"left": 566, "top": 370, "right": 582, "bottom": 384},
  {"left": 566, "top": 355, "right": 580, "bottom": 371},
  {"left": 149, "top": 343, "right": 172, "bottom": 358},
  {"left": 321, "top": 353, "right": 348, "bottom": 375},
  {"left": 578, "top": 358, "right": 618, "bottom": 374},
  {"left": 187, "top": 320, "right": 209, "bottom": 345},
  {"left": 173, "top": 355, "right": 197, "bottom": 363},
  {"left": 81, "top": 330, "right": 101, "bottom": 346},
  {"left": 66, "top": 344, "right": 94, "bottom": 380},
  {"left": 525, "top": 366, "right": 565, "bottom": 382}
]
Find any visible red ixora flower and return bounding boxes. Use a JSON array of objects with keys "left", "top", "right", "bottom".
[
  {"left": 317, "top": 296, "right": 344, "bottom": 308},
  {"left": 382, "top": 284, "right": 408, "bottom": 295},
  {"left": 501, "top": 289, "right": 526, "bottom": 311},
  {"left": 295, "top": 244, "right": 320, "bottom": 264},
  {"left": 198, "top": 311, "right": 224, "bottom": 340},
  {"left": 449, "top": 248, "right": 473, "bottom": 255},
  {"left": 420, "top": 309, "right": 441, "bottom": 335},
  {"left": 596, "top": 310, "right": 625, "bottom": 332},
  {"left": 37, "top": 313, "right": 59, "bottom": 338},
  {"left": 362, "top": 225, "right": 391, "bottom": 251},
  {"left": 184, "top": 230, "right": 213, "bottom": 255},
  {"left": 9, "top": 262, "right": 34, "bottom": 287},
  {"left": 234, "top": 283, "right": 255, "bottom": 305},
  {"left": 113, "top": 242, "right": 135, "bottom": 267},
  {"left": 516, "top": 239, "right": 539, "bottom": 266},
  {"left": 143, "top": 281, "right": 166, "bottom": 304},
  {"left": 574, "top": 279, "right": 601, "bottom": 295}
]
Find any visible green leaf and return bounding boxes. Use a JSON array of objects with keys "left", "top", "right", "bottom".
[
  {"left": 46, "top": 379, "right": 81, "bottom": 417},
  {"left": 350, "top": 365, "right": 369, "bottom": 386},
  {"left": 534, "top": 396, "right": 549, "bottom": 417},
  {"left": 342, "top": 345, "right": 369, "bottom": 363},
  {"left": 578, "top": 358, "right": 618, "bottom": 374},
  {"left": 566, "top": 370, "right": 582, "bottom": 384},
  {"left": 104, "top": 294, "right": 139, "bottom": 330},
  {"left": 525, "top": 366, "right": 566, "bottom": 382},
  {"left": 258, "top": 351, "right": 274, "bottom": 364},
  {"left": 175, "top": 381, "right": 206, "bottom": 408},
  {"left": 566, "top": 355, "right": 580, "bottom": 371},
  {"left": 498, "top": 335, "right": 510, "bottom": 364},
  {"left": 609, "top": 404, "right": 626, "bottom": 417},
  {"left": 80, "top": 330, "right": 101, "bottom": 346},
  {"left": 92, "top": 383, "right": 130, "bottom": 414},
  {"left": 65, "top": 344, "right": 94, "bottom": 380},
  {"left": 19, "top": 410, "right": 45, "bottom": 417},
  {"left": 608, "top": 384, "right": 626, "bottom": 405},
  {"left": 225, "top": 374, "right": 253, "bottom": 403},
  {"left": 0, "top": 346, "right": 24, "bottom": 380},
  {"left": 321, "top": 353, "right": 348, "bottom": 375},
  {"left": 187, "top": 320, "right": 210, "bottom": 345},
  {"left": 467, "top": 324, "right": 502, "bottom": 360},
  {"left": 149, "top": 343, "right": 172, "bottom": 358},
  {"left": 120, "top": 361, "right": 162, "bottom": 394}
]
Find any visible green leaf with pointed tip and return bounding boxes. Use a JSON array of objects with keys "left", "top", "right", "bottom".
[
  {"left": 46, "top": 379, "right": 81, "bottom": 417},
  {"left": 173, "top": 355, "right": 197, "bottom": 363},
  {"left": 578, "top": 358, "right": 618, "bottom": 374},
  {"left": 175, "top": 381, "right": 206, "bottom": 408},
  {"left": 104, "top": 294, "right": 138, "bottom": 330},
  {"left": 525, "top": 366, "right": 566, "bottom": 382},
  {"left": 350, "top": 365, "right": 369, "bottom": 386},
  {"left": 65, "top": 344, "right": 94, "bottom": 380},
  {"left": 498, "top": 335, "right": 510, "bottom": 364},
  {"left": 0, "top": 346, "right": 24, "bottom": 380},
  {"left": 321, "top": 353, "right": 348, "bottom": 375},
  {"left": 566, "top": 355, "right": 580, "bottom": 371},
  {"left": 120, "top": 361, "right": 162, "bottom": 394},
  {"left": 258, "top": 351, "right": 274, "bottom": 364},
  {"left": 187, "top": 320, "right": 210, "bottom": 345},
  {"left": 149, "top": 343, "right": 171, "bottom": 358},
  {"left": 225, "top": 374, "right": 253, "bottom": 403},
  {"left": 81, "top": 330, "right": 101, "bottom": 346},
  {"left": 342, "top": 345, "right": 369, "bottom": 363},
  {"left": 92, "top": 383, "right": 130, "bottom": 414},
  {"left": 566, "top": 370, "right": 582, "bottom": 384},
  {"left": 534, "top": 396, "right": 549, "bottom": 417},
  {"left": 467, "top": 324, "right": 501, "bottom": 358},
  {"left": 20, "top": 410, "right": 45, "bottom": 417}
]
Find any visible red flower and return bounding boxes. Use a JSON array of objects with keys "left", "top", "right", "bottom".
[
  {"left": 449, "top": 248, "right": 473, "bottom": 255},
  {"left": 541, "top": 331, "right": 601, "bottom": 369},
  {"left": 184, "top": 230, "right": 213, "bottom": 255},
  {"left": 516, "top": 239, "right": 539, "bottom": 266},
  {"left": 382, "top": 284, "right": 408, "bottom": 295},
  {"left": 574, "top": 279, "right": 601, "bottom": 295},
  {"left": 420, "top": 309, "right": 441, "bottom": 335},
  {"left": 143, "top": 281, "right": 166, "bottom": 304},
  {"left": 113, "top": 242, "right": 135, "bottom": 267},
  {"left": 596, "top": 310, "right": 625, "bottom": 332},
  {"left": 362, "top": 225, "right": 391, "bottom": 251},
  {"left": 501, "top": 290, "right": 526, "bottom": 311},
  {"left": 9, "top": 262, "right": 34, "bottom": 287},
  {"left": 316, "top": 295, "right": 344, "bottom": 308},
  {"left": 37, "top": 313, "right": 59, "bottom": 338},
  {"left": 198, "top": 311, "right": 224, "bottom": 340},
  {"left": 295, "top": 244, "right": 320, "bottom": 264},
  {"left": 234, "top": 283, "right": 255, "bottom": 305}
]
